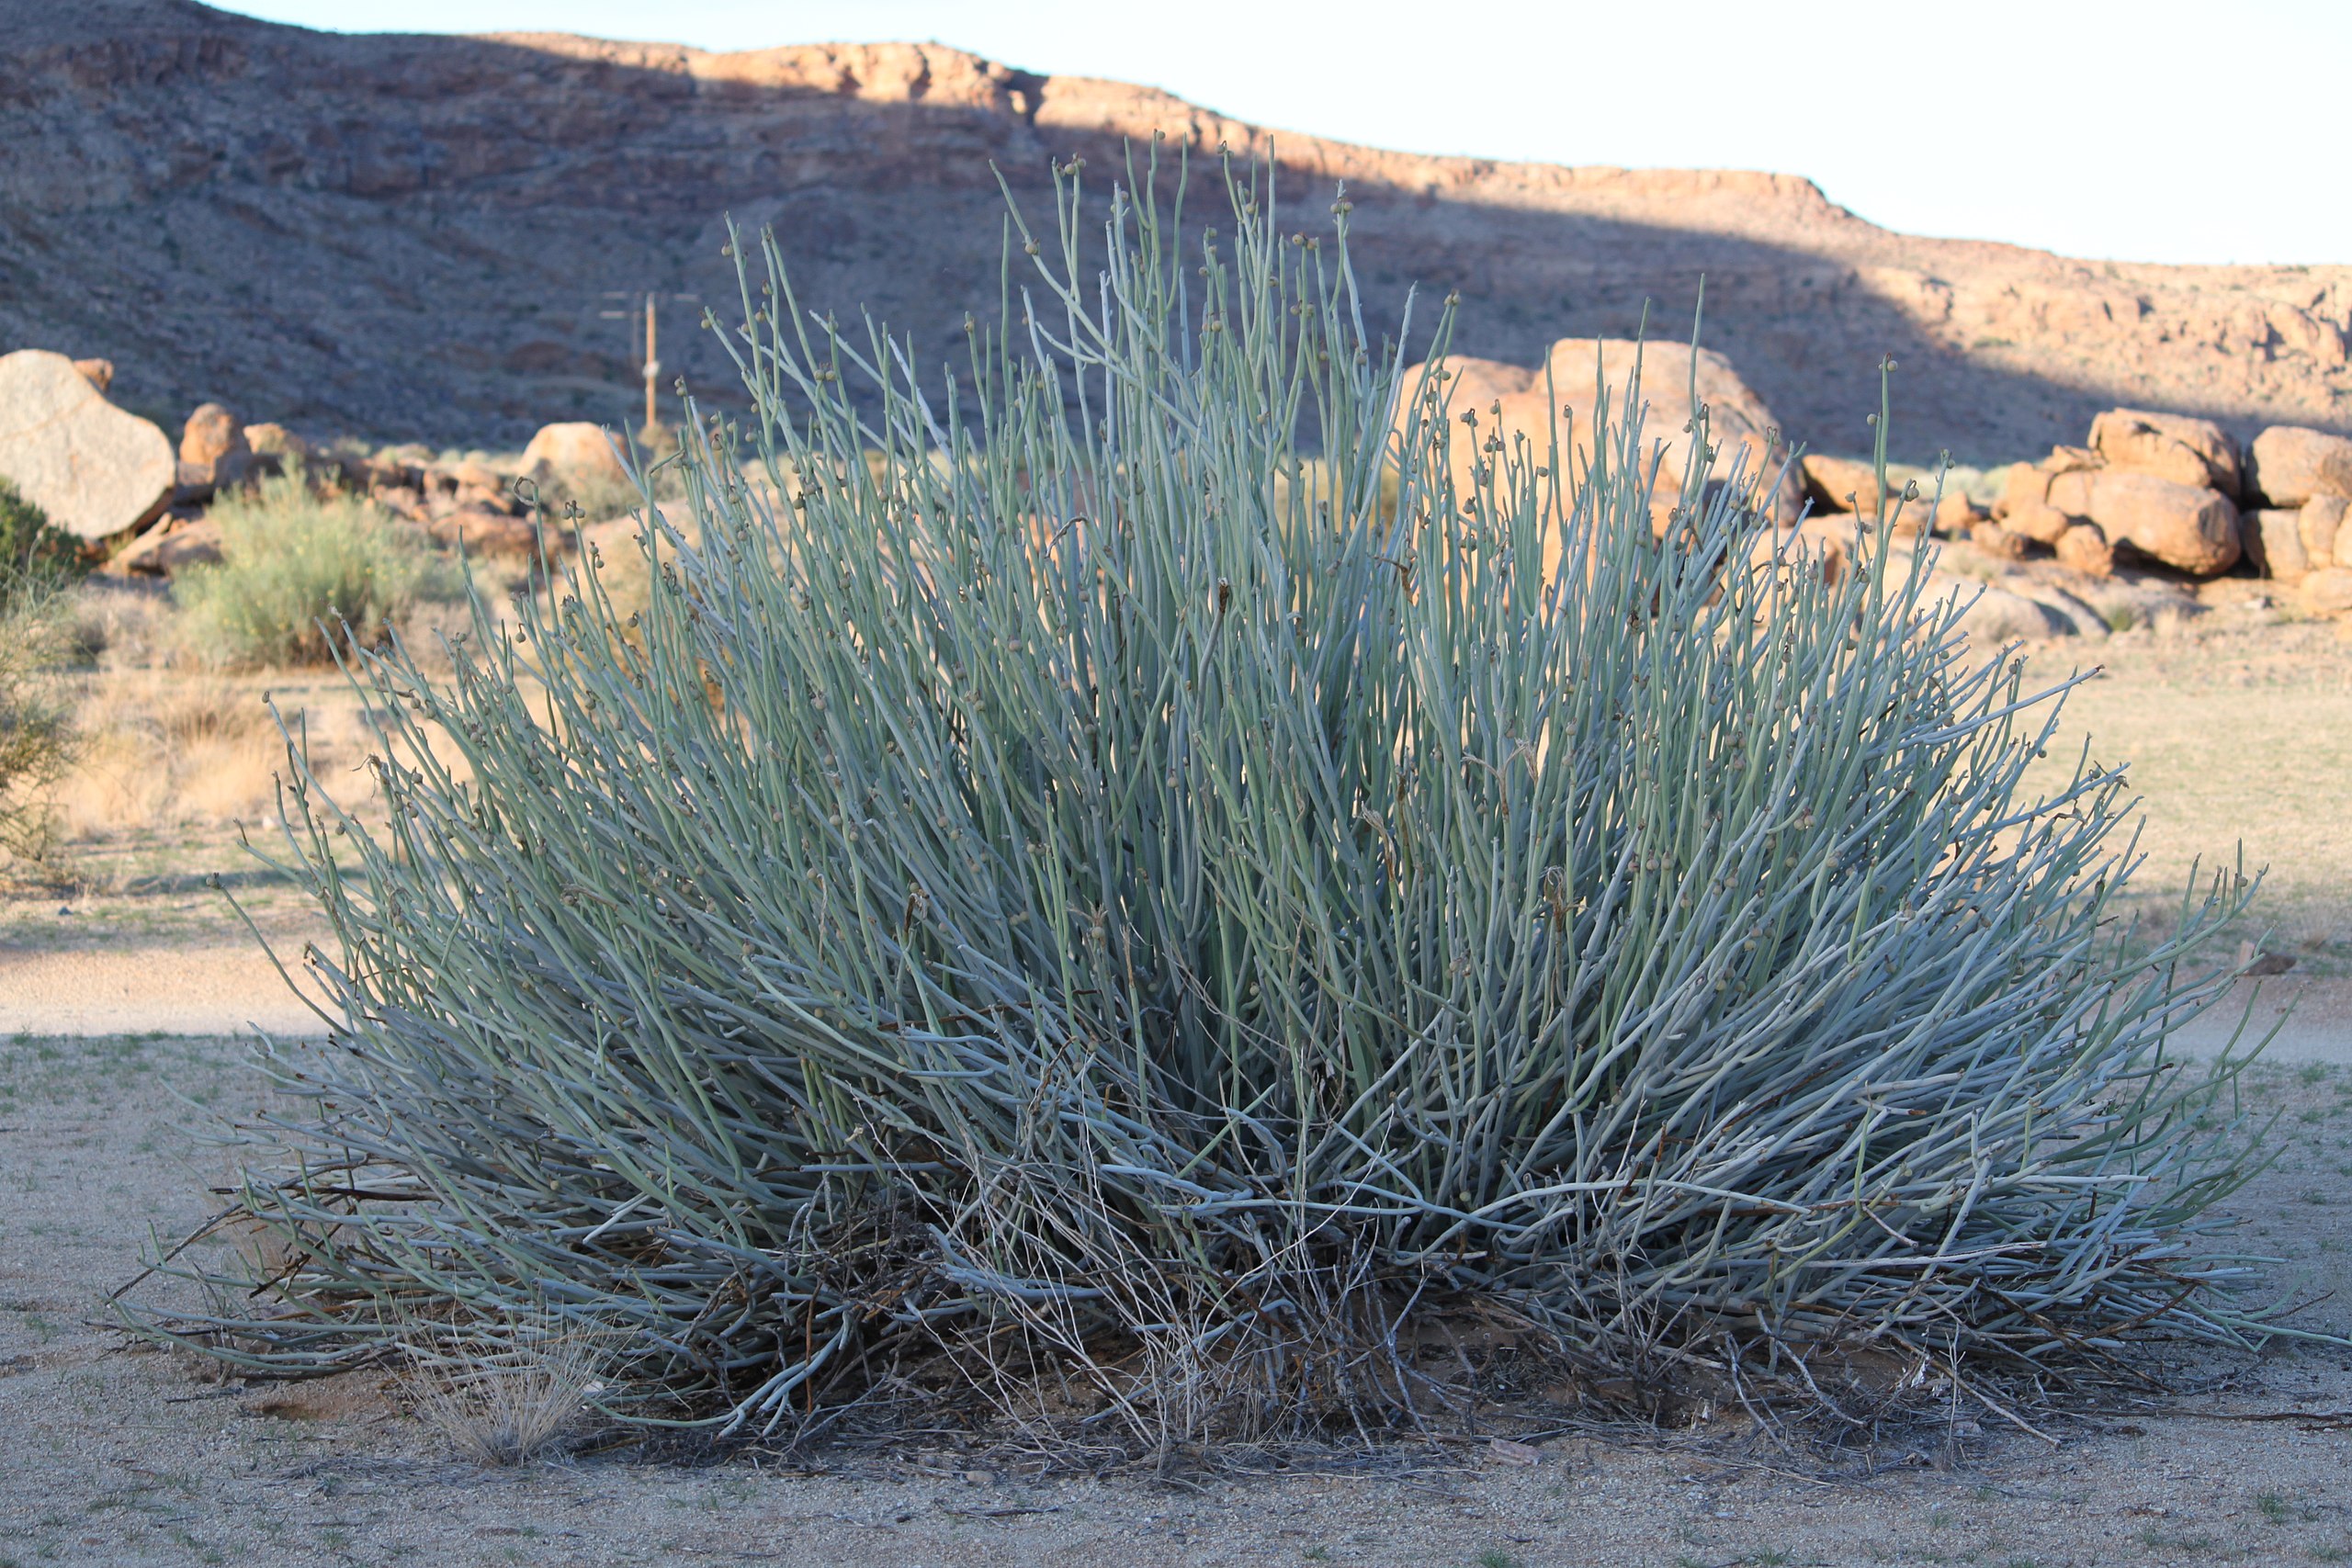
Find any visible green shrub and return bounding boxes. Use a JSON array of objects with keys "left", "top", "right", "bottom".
[
  {"left": 0, "top": 477, "right": 86, "bottom": 595},
  {"left": 133, "top": 167, "right": 2261, "bottom": 1447},
  {"left": 0, "top": 572, "right": 75, "bottom": 862},
  {"left": 175, "top": 465, "right": 451, "bottom": 667}
]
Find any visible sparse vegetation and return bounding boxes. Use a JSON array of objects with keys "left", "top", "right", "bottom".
[
  {"left": 0, "top": 477, "right": 85, "bottom": 591},
  {"left": 174, "top": 463, "right": 454, "bottom": 667},
  {"left": 0, "top": 569, "right": 77, "bottom": 863},
  {"left": 400, "top": 1317, "right": 604, "bottom": 1467},
  {"left": 130, "top": 165, "right": 2260, "bottom": 1451}
]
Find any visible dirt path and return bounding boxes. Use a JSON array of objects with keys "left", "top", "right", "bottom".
[{"left": 3, "top": 1033, "right": 2348, "bottom": 1567}]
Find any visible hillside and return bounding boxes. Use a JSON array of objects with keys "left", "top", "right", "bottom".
[{"left": 4, "top": 0, "right": 2347, "bottom": 458}]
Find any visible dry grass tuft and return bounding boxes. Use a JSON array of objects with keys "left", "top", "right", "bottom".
[
  {"left": 56, "top": 674, "right": 281, "bottom": 836},
  {"left": 400, "top": 1326, "right": 605, "bottom": 1467}
]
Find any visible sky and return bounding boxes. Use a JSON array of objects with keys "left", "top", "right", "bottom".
[{"left": 211, "top": 0, "right": 2347, "bottom": 268}]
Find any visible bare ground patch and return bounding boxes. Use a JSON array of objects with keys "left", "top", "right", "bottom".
[{"left": 2, "top": 1032, "right": 2346, "bottom": 1568}]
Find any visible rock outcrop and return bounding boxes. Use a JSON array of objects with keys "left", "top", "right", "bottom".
[
  {"left": 522, "top": 423, "right": 630, "bottom": 485},
  {"left": 2079, "top": 471, "right": 2240, "bottom": 576},
  {"left": 2087, "top": 409, "right": 2240, "bottom": 496},
  {"left": 0, "top": 348, "right": 176, "bottom": 540},
  {"left": 1, "top": 1, "right": 2345, "bottom": 454},
  {"left": 1401, "top": 340, "right": 1804, "bottom": 527},
  {"left": 2246, "top": 427, "right": 2352, "bottom": 508}
]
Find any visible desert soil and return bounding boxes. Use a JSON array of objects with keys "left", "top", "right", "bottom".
[{"left": 0, "top": 1032, "right": 2346, "bottom": 1568}]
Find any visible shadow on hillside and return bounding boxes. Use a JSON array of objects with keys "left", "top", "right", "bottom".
[{"left": 7, "top": 9, "right": 2336, "bottom": 459}]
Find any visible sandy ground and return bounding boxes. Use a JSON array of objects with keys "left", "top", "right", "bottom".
[
  {"left": 0, "top": 944, "right": 327, "bottom": 1038},
  {"left": 8, "top": 937, "right": 2349, "bottom": 1071},
  {"left": 2, "top": 1032, "right": 2347, "bottom": 1568}
]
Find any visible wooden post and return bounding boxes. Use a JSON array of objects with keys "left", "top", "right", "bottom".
[{"left": 642, "top": 291, "right": 661, "bottom": 436}]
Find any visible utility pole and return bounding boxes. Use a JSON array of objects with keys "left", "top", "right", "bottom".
[{"left": 598, "top": 289, "right": 699, "bottom": 441}]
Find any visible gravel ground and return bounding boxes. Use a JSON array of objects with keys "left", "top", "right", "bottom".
[{"left": 2, "top": 1032, "right": 2347, "bottom": 1568}]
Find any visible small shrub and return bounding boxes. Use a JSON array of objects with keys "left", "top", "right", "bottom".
[
  {"left": 0, "top": 477, "right": 85, "bottom": 593},
  {"left": 0, "top": 573, "right": 74, "bottom": 861},
  {"left": 0, "top": 481, "right": 82, "bottom": 859},
  {"left": 131, "top": 166, "right": 2259, "bottom": 1450},
  {"left": 175, "top": 464, "right": 452, "bottom": 667}
]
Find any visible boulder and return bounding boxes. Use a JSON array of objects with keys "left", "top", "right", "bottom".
[
  {"left": 177, "top": 402, "right": 255, "bottom": 491},
  {"left": 103, "top": 515, "right": 224, "bottom": 577},
  {"left": 2084, "top": 470, "right": 2240, "bottom": 574},
  {"left": 2000, "top": 462, "right": 2052, "bottom": 517},
  {"left": 448, "top": 458, "right": 503, "bottom": 492},
  {"left": 2087, "top": 408, "right": 2240, "bottom": 496},
  {"left": 72, "top": 358, "right": 115, "bottom": 394},
  {"left": 2047, "top": 468, "right": 2098, "bottom": 518},
  {"left": 2297, "top": 568, "right": 2352, "bottom": 615},
  {"left": 179, "top": 403, "right": 245, "bottom": 467},
  {"left": 2300, "top": 493, "right": 2348, "bottom": 568},
  {"left": 1398, "top": 341, "right": 1804, "bottom": 540},
  {"left": 2248, "top": 426, "right": 2352, "bottom": 506},
  {"left": 1798, "top": 455, "right": 1975, "bottom": 536},
  {"left": 1924, "top": 491, "right": 1982, "bottom": 535},
  {"left": 1969, "top": 520, "right": 2032, "bottom": 560},
  {"left": 370, "top": 484, "right": 429, "bottom": 524},
  {"left": 522, "top": 422, "right": 629, "bottom": 484},
  {"left": 1751, "top": 519, "right": 1849, "bottom": 585},
  {"left": 1800, "top": 453, "right": 1878, "bottom": 514},
  {"left": 428, "top": 504, "right": 561, "bottom": 558},
  {"left": 2243, "top": 509, "right": 2310, "bottom": 581},
  {"left": 243, "top": 423, "right": 311, "bottom": 461},
  {"left": 2005, "top": 502, "right": 2075, "bottom": 547},
  {"left": 0, "top": 348, "right": 176, "bottom": 540},
  {"left": 2054, "top": 522, "right": 2115, "bottom": 578}
]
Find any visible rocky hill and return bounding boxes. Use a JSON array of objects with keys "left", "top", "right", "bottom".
[{"left": 5, "top": 0, "right": 2347, "bottom": 458}]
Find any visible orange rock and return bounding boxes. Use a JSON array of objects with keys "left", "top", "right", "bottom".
[
  {"left": 243, "top": 422, "right": 309, "bottom": 460},
  {"left": 2085, "top": 471, "right": 2241, "bottom": 575},
  {"left": 1800, "top": 453, "right": 1880, "bottom": 514},
  {"left": 522, "top": 423, "right": 629, "bottom": 484},
  {"left": 2006, "top": 502, "right": 2075, "bottom": 546},
  {"left": 2298, "top": 493, "right": 2348, "bottom": 567},
  {"left": 2053, "top": 522, "right": 2114, "bottom": 578},
  {"left": 1970, "top": 520, "right": 2032, "bottom": 560},
  {"left": 2048, "top": 471, "right": 2102, "bottom": 519},
  {"left": 2001, "top": 463, "right": 2052, "bottom": 517},
  {"left": 1399, "top": 339, "right": 1804, "bottom": 537},
  {"left": 2297, "top": 567, "right": 2352, "bottom": 615},
  {"left": 429, "top": 504, "right": 547, "bottom": 557},
  {"left": 2248, "top": 426, "right": 2352, "bottom": 507},
  {"left": 179, "top": 402, "right": 247, "bottom": 468},
  {"left": 2243, "top": 509, "right": 2310, "bottom": 581},
  {"left": 2087, "top": 408, "right": 2240, "bottom": 496},
  {"left": 104, "top": 514, "right": 223, "bottom": 577}
]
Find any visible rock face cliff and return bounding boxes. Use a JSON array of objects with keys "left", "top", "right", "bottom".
[{"left": 5, "top": 0, "right": 2346, "bottom": 457}]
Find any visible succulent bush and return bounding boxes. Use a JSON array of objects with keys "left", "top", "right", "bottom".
[
  {"left": 132, "top": 162, "right": 2264, "bottom": 1449},
  {"left": 175, "top": 464, "right": 453, "bottom": 667}
]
